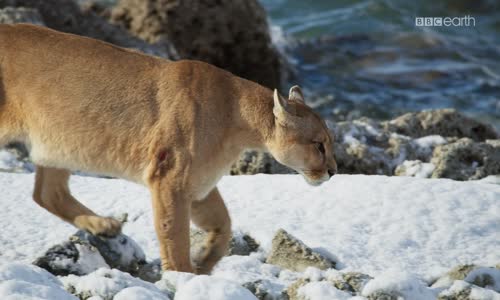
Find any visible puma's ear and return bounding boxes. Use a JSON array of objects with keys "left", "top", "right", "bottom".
[
  {"left": 289, "top": 85, "right": 304, "bottom": 103},
  {"left": 273, "top": 89, "right": 299, "bottom": 125},
  {"left": 273, "top": 89, "right": 294, "bottom": 117}
]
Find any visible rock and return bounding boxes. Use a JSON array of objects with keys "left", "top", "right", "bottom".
[
  {"left": 438, "top": 280, "right": 500, "bottom": 300},
  {"left": 34, "top": 230, "right": 146, "bottom": 277},
  {"left": 266, "top": 229, "right": 335, "bottom": 272},
  {"left": 0, "top": 0, "right": 176, "bottom": 58},
  {"left": 33, "top": 239, "right": 109, "bottom": 276},
  {"left": 190, "top": 229, "right": 260, "bottom": 257},
  {"left": 384, "top": 109, "right": 498, "bottom": 141},
  {"left": 431, "top": 264, "right": 478, "bottom": 289},
  {"left": 366, "top": 291, "right": 401, "bottom": 300},
  {"left": 61, "top": 268, "right": 164, "bottom": 300},
  {"left": 341, "top": 272, "right": 373, "bottom": 294},
  {"left": 286, "top": 278, "right": 310, "bottom": 300},
  {"left": 464, "top": 267, "right": 500, "bottom": 292},
  {"left": 431, "top": 138, "right": 500, "bottom": 180},
  {"left": 243, "top": 279, "right": 287, "bottom": 300},
  {"left": 73, "top": 230, "right": 146, "bottom": 276},
  {"left": 136, "top": 259, "right": 162, "bottom": 283},
  {"left": 111, "top": 0, "right": 282, "bottom": 89},
  {"left": 231, "top": 151, "right": 292, "bottom": 175},
  {"left": 0, "top": 6, "right": 43, "bottom": 24},
  {"left": 394, "top": 160, "right": 435, "bottom": 178}
]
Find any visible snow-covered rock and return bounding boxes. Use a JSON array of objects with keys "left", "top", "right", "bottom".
[
  {"left": 0, "top": 263, "right": 76, "bottom": 299},
  {"left": 361, "top": 271, "right": 437, "bottom": 300},
  {"left": 266, "top": 229, "right": 336, "bottom": 272},
  {"left": 61, "top": 268, "right": 163, "bottom": 299},
  {"left": 438, "top": 280, "right": 500, "bottom": 300}
]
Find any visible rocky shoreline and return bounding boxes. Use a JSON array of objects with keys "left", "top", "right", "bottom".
[
  {"left": 234, "top": 109, "right": 500, "bottom": 181},
  {"left": 28, "top": 228, "right": 500, "bottom": 299}
]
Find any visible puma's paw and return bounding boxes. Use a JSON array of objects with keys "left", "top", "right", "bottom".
[{"left": 75, "top": 215, "right": 122, "bottom": 238}]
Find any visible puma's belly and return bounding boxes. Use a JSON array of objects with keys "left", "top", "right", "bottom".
[{"left": 28, "top": 138, "right": 144, "bottom": 183}]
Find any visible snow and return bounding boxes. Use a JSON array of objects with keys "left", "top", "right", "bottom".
[
  {"left": 298, "top": 281, "right": 353, "bottom": 300},
  {"left": 0, "top": 172, "right": 499, "bottom": 299},
  {"left": 71, "top": 243, "right": 109, "bottom": 274},
  {"left": 361, "top": 271, "right": 437, "bottom": 299},
  {"left": 175, "top": 275, "right": 257, "bottom": 300},
  {"left": 0, "top": 149, "right": 33, "bottom": 173},
  {"left": 61, "top": 268, "right": 161, "bottom": 299},
  {"left": 465, "top": 268, "right": 500, "bottom": 292},
  {"left": 413, "top": 135, "right": 447, "bottom": 150},
  {"left": 114, "top": 286, "right": 169, "bottom": 300},
  {"left": 397, "top": 160, "right": 435, "bottom": 178},
  {"left": 0, "top": 263, "right": 76, "bottom": 300},
  {"left": 440, "top": 280, "right": 500, "bottom": 300}
]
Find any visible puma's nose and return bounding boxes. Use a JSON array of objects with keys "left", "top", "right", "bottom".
[{"left": 327, "top": 168, "right": 336, "bottom": 178}]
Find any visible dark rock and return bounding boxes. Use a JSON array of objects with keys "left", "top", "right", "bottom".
[
  {"left": 342, "top": 272, "right": 373, "bottom": 294},
  {"left": 136, "top": 259, "right": 162, "bottom": 283},
  {"left": 431, "top": 138, "right": 500, "bottom": 180},
  {"left": 367, "top": 291, "right": 401, "bottom": 300},
  {"left": 0, "top": 6, "right": 43, "bottom": 24},
  {"left": 73, "top": 230, "right": 146, "bottom": 275},
  {"left": 33, "top": 230, "right": 146, "bottom": 277},
  {"left": 190, "top": 229, "right": 260, "bottom": 257},
  {"left": 111, "top": 0, "right": 282, "bottom": 89},
  {"left": 383, "top": 109, "right": 498, "bottom": 142},
  {"left": 0, "top": 0, "right": 176, "bottom": 58},
  {"left": 33, "top": 237, "right": 108, "bottom": 276},
  {"left": 243, "top": 279, "right": 287, "bottom": 300},
  {"left": 266, "top": 229, "right": 335, "bottom": 272},
  {"left": 231, "top": 151, "right": 293, "bottom": 175}
]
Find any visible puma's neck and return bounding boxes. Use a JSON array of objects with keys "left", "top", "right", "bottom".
[{"left": 233, "top": 81, "right": 275, "bottom": 152}]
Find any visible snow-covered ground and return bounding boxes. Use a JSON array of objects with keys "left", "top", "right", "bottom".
[{"left": 0, "top": 172, "right": 499, "bottom": 299}]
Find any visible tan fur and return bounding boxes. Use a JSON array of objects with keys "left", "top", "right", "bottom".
[{"left": 0, "top": 24, "right": 337, "bottom": 273}]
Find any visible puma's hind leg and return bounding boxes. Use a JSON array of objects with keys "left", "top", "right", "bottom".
[
  {"left": 191, "top": 188, "right": 232, "bottom": 274},
  {"left": 33, "top": 166, "right": 122, "bottom": 237}
]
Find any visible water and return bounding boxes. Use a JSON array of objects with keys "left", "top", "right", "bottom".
[{"left": 261, "top": 0, "right": 500, "bottom": 129}]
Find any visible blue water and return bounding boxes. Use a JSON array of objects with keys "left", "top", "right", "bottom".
[{"left": 261, "top": 0, "right": 500, "bottom": 128}]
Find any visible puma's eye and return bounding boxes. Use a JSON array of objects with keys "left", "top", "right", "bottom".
[{"left": 315, "top": 142, "right": 325, "bottom": 154}]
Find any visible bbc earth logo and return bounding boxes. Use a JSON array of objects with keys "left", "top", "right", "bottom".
[{"left": 415, "top": 16, "right": 475, "bottom": 27}]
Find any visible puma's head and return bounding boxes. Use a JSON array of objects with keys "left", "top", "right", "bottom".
[{"left": 266, "top": 86, "right": 337, "bottom": 186}]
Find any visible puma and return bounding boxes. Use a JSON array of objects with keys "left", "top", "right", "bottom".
[{"left": 0, "top": 24, "right": 337, "bottom": 274}]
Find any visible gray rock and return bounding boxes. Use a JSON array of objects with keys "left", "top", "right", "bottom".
[
  {"left": 367, "top": 291, "right": 401, "bottom": 300},
  {"left": 431, "top": 138, "right": 500, "bottom": 180},
  {"left": 285, "top": 278, "right": 310, "bottom": 300},
  {"left": 341, "top": 272, "right": 373, "bottom": 294},
  {"left": 243, "top": 279, "right": 288, "bottom": 300},
  {"left": 33, "top": 237, "right": 109, "bottom": 276},
  {"left": 266, "top": 229, "right": 335, "bottom": 272},
  {"left": 446, "top": 264, "right": 478, "bottom": 280},
  {"left": 431, "top": 264, "right": 478, "bottom": 289},
  {"left": 190, "top": 229, "right": 260, "bottom": 258},
  {"left": 231, "top": 151, "right": 292, "bottom": 175},
  {"left": 0, "top": 6, "right": 43, "bottom": 24},
  {"left": 34, "top": 230, "right": 146, "bottom": 277},
  {"left": 438, "top": 287, "right": 472, "bottom": 300},
  {"left": 136, "top": 259, "right": 162, "bottom": 283},
  {"left": 73, "top": 230, "right": 146, "bottom": 275},
  {"left": 438, "top": 279, "right": 500, "bottom": 300},
  {"left": 383, "top": 109, "right": 498, "bottom": 141},
  {"left": 110, "top": 0, "right": 282, "bottom": 89},
  {"left": 465, "top": 267, "right": 500, "bottom": 292}
]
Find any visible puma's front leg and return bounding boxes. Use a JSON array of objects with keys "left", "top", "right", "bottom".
[{"left": 149, "top": 175, "right": 193, "bottom": 272}]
